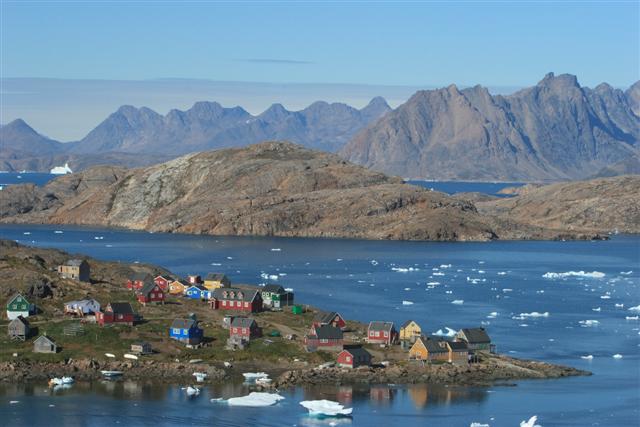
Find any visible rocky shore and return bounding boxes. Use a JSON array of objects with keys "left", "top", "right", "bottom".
[{"left": 0, "top": 353, "right": 590, "bottom": 388}]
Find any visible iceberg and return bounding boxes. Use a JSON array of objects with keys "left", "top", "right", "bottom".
[
  {"left": 470, "top": 423, "right": 490, "bottom": 427},
  {"left": 402, "top": 300, "right": 414, "bottom": 305},
  {"left": 579, "top": 320, "right": 599, "bottom": 327},
  {"left": 520, "top": 415, "right": 542, "bottom": 427},
  {"left": 432, "top": 327, "right": 457, "bottom": 337},
  {"left": 242, "top": 372, "right": 269, "bottom": 381},
  {"left": 50, "top": 163, "right": 73, "bottom": 175},
  {"left": 300, "top": 400, "right": 353, "bottom": 417},
  {"left": 518, "top": 311, "right": 550, "bottom": 318},
  {"left": 227, "top": 392, "right": 284, "bottom": 407},
  {"left": 612, "top": 354, "right": 623, "bottom": 359},
  {"left": 542, "top": 271, "right": 605, "bottom": 279},
  {"left": 628, "top": 305, "right": 640, "bottom": 312},
  {"left": 451, "top": 299, "right": 464, "bottom": 305},
  {"left": 580, "top": 355, "right": 594, "bottom": 360}
]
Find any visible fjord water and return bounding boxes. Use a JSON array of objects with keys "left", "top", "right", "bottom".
[{"left": 0, "top": 225, "right": 638, "bottom": 426}]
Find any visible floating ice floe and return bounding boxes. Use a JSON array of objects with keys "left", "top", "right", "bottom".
[
  {"left": 580, "top": 355, "right": 594, "bottom": 360},
  {"left": 615, "top": 303, "right": 624, "bottom": 308},
  {"left": 451, "top": 300, "right": 464, "bottom": 305},
  {"left": 517, "top": 312, "right": 550, "bottom": 319},
  {"left": 625, "top": 316, "right": 639, "bottom": 320},
  {"left": 242, "top": 372, "right": 269, "bottom": 381},
  {"left": 403, "top": 287, "right": 411, "bottom": 291},
  {"left": 579, "top": 320, "right": 600, "bottom": 327},
  {"left": 402, "top": 300, "right": 414, "bottom": 306},
  {"left": 600, "top": 295, "right": 611, "bottom": 300},
  {"left": 542, "top": 271, "right": 605, "bottom": 279},
  {"left": 226, "top": 392, "right": 285, "bottom": 407},
  {"left": 497, "top": 272, "right": 507, "bottom": 276},
  {"left": 467, "top": 277, "right": 481, "bottom": 284},
  {"left": 54, "top": 230, "right": 63, "bottom": 234},
  {"left": 427, "top": 282, "right": 440, "bottom": 286},
  {"left": 433, "top": 272, "right": 445, "bottom": 276},
  {"left": 185, "top": 386, "right": 200, "bottom": 396},
  {"left": 628, "top": 305, "right": 640, "bottom": 312},
  {"left": 9, "top": 400, "right": 19, "bottom": 404},
  {"left": 487, "top": 312, "right": 498, "bottom": 319},
  {"left": 300, "top": 399, "right": 353, "bottom": 417},
  {"left": 432, "top": 327, "right": 457, "bottom": 337},
  {"left": 620, "top": 271, "right": 633, "bottom": 275},
  {"left": 270, "top": 248, "right": 281, "bottom": 252},
  {"left": 260, "top": 273, "right": 279, "bottom": 281},
  {"left": 470, "top": 423, "right": 490, "bottom": 427},
  {"left": 284, "top": 287, "right": 293, "bottom": 292},
  {"left": 23, "top": 232, "right": 31, "bottom": 235},
  {"left": 520, "top": 415, "right": 542, "bottom": 427},
  {"left": 392, "top": 267, "right": 419, "bottom": 273},
  {"left": 370, "top": 260, "right": 378, "bottom": 266},
  {"left": 592, "top": 307, "right": 601, "bottom": 312},
  {"left": 440, "top": 264, "right": 452, "bottom": 268},
  {"left": 612, "top": 354, "right": 623, "bottom": 359}
]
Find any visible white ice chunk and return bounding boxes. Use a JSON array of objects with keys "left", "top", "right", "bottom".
[
  {"left": 520, "top": 415, "right": 542, "bottom": 427},
  {"left": 402, "top": 300, "right": 414, "bottom": 305},
  {"left": 542, "top": 271, "right": 605, "bottom": 279},
  {"left": 227, "top": 392, "right": 285, "bottom": 407},
  {"left": 300, "top": 399, "right": 353, "bottom": 416},
  {"left": 451, "top": 299, "right": 464, "bottom": 305}
]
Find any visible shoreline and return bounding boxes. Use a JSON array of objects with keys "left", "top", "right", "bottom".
[{"left": 0, "top": 354, "right": 590, "bottom": 388}]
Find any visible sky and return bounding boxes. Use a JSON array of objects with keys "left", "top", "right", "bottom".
[{"left": 1, "top": 1, "right": 638, "bottom": 140}]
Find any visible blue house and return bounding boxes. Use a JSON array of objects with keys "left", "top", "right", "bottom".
[
  {"left": 185, "top": 285, "right": 210, "bottom": 300},
  {"left": 169, "top": 318, "right": 203, "bottom": 345}
]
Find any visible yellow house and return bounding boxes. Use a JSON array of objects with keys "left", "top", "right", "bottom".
[
  {"left": 409, "top": 337, "right": 449, "bottom": 361},
  {"left": 169, "top": 279, "right": 189, "bottom": 295},
  {"left": 203, "top": 273, "right": 231, "bottom": 290},
  {"left": 400, "top": 320, "right": 422, "bottom": 343}
]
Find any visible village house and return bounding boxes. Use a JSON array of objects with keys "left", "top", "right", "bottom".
[
  {"left": 455, "top": 328, "right": 493, "bottom": 352},
  {"left": 367, "top": 321, "right": 398, "bottom": 346},
  {"left": 153, "top": 275, "right": 174, "bottom": 291},
  {"left": 185, "top": 284, "right": 211, "bottom": 300},
  {"left": 261, "top": 284, "right": 294, "bottom": 309},
  {"left": 210, "top": 287, "right": 263, "bottom": 313},
  {"left": 169, "top": 279, "right": 190, "bottom": 295},
  {"left": 8, "top": 316, "right": 31, "bottom": 341},
  {"left": 6, "top": 294, "right": 31, "bottom": 320},
  {"left": 187, "top": 274, "right": 202, "bottom": 285},
  {"left": 203, "top": 273, "right": 231, "bottom": 290},
  {"left": 136, "top": 281, "right": 165, "bottom": 305},
  {"left": 33, "top": 335, "right": 57, "bottom": 353},
  {"left": 399, "top": 320, "right": 422, "bottom": 344},
  {"left": 131, "top": 341, "right": 153, "bottom": 355},
  {"left": 96, "top": 302, "right": 136, "bottom": 326},
  {"left": 447, "top": 341, "right": 470, "bottom": 364},
  {"left": 409, "top": 336, "right": 449, "bottom": 362},
  {"left": 229, "top": 317, "right": 261, "bottom": 342},
  {"left": 305, "top": 325, "right": 344, "bottom": 352},
  {"left": 57, "top": 259, "right": 91, "bottom": 282},
  {"left": 64, "top": 299, "right": 101, "bottom": 316},
  {"left": 126, "top": 272, "right": 152, "bottom": 290},
  {"left": 169, "top": 317, "right": 203, "bottom": 346},
  {"left": 312, "top": 311, "right": 347, "bottom": 330},
  {"left": 337, "top": 345, "right": 372, "bottom": 369}
]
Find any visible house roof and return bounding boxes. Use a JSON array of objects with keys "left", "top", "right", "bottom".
[
  {"left": 65, "top": 259, "right": 86, "bottom": 267},
  {"left": 417, "top": 337, "right": 448, "bottom": 354},
  {"left": 213, "top": 287, "right": 259, "bottom": 302},
  {"left": 448, "top": 341, "right": 469, "bottom": 351},
  {"left": 368, "top": 321, "right": 395, "bottom": 332},
  {"left": 262, "top": 284, "right": 285, "bottom": 293},
  {"left": 311, "top": 325, "right": 343, "bottom": 340},
  {"left": 172, "top": 279, "right": 190, "bottom": 286},
  {"left": 171, "top": 318, "right": 199, "bottom": 330},
  {"left": 205, "top": 273, "right": 228, "bottom": 281},
  {"left": 313, "top": 311, "right": 341, "bottom": 324},
  {"left": 107, "top": 302, "right": 135, "bottom": 315},
  {"left": 459, "top": 328, "right": 491, "bottom": 344},
  {"left": 231, "top": 317, "right": 257, "bottom": 328},
  {"left": 131, "top": 272, "right": 151, "bottom": 281},
  {"left": 342, "top": 345, "right": 371, "bottom": 359},
  {"left": 188, "top": 284, "right": 208, "bottom": 292},
  {"left": 401, "top": 320, "right": 418, "bottom": 329},
  {"left": 138, "top": 281, "right": 160, "bottom": 295},
  {"left": 155, "top": 274, "right": 175, "bottom": 281},
  {"left": 9, "top": 315, "right": 30, "bottom": 327},
  {"left": 35, "top": 335, "right": 56, "bottom": 345}
]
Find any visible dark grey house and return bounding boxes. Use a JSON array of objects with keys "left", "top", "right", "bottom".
[
  {"left": 455, "top": 328, "right": 493, "bottom": 352},
  {"left": 33, "top": 335, "right": 57, "bottom": 353},
  {"left": 8, "top": 315, "right": 31, "bottom": 341}
]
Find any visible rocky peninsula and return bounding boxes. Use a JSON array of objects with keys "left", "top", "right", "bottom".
[{"left": 1, "top": 142, "right": 636, "bottom": 241}]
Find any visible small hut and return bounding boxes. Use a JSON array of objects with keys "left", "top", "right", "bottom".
[
  {"left": 8, "top": 316, "right": 31, "bottom": 341},
  {"left": 33, "top": 335, "right": 57, "bottom": 353}
]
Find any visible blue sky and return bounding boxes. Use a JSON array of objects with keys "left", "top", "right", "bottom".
[{"left": 1, "top": 1, "right": 638, "bottom": 140}]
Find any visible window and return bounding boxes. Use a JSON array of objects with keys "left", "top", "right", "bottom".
[
  {"left": 173, "top": 328, "right": 180, "bottom": 335},
  {"left": 232, "top": 328, "right": 237, "bottom": 333},
  {"left": 117, "top": 314, "right": 123, "bottom": 320},
  {"left": 320, "top": 339, "right": 328, "bottom": 343},
  {"left": 345, "top": 356, "right": 351, "bottom": 362},
  {"left": 375, "top": 331, "right": 380, "bottom": 337},
  {"left": 384, "top": 332, "right": 389, "bottom": 337},
  {"left": 242, "top": 328, "right": 247, "bottom": 334},
  {"left": 236, "top": 301, "right": 241, "bottom": 307},
  {"left": 244, "top": 302, "right": 249, "bottom": 308}
]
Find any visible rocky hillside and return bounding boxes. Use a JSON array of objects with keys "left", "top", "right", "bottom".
[
  {"left": 478, "top": 175, "right": 640, "bottom": 234},
  {"left": 341, "top": 73, "right": 639, "bottom": 181},
  {"left": 0, "top": 142, "right": 497, "bottom": 241}
]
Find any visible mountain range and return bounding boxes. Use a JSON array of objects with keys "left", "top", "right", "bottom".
[
  {"left": 1, "top": 73, "right": 638, "bottom": 181},
  {"left": 341, "top": 73, "right": 639, "bottom": 181}
]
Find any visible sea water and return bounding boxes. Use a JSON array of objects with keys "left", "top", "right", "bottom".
[{"left": 0, "top": 225, "right": 638, "bottom": 426}]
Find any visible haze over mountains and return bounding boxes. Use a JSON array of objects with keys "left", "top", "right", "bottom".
[
  {"left": 1, "top": 73, "right": 638, "bottom": 181},
  {"left": 342, "top": 73, "right": 639, "bottom": 181}
]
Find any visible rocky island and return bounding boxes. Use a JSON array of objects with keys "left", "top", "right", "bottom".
[
  {"left": 1, "top": 141, "right": 637, "bottom": 241},
  {"left": 0, "top": 240, "right": 589, "bottom": 387}
]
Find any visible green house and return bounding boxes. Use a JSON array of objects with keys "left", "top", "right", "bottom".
[{"left": 6, "top": 294, "right": 31, "bottom": 320}]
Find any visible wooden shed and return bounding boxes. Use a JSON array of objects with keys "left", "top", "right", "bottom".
[
  {"left": 8, "top": 316, "right": 31, "bottom": 341},
  {"left": 33, "top": 335, "right": 57, "bottom": 353}
]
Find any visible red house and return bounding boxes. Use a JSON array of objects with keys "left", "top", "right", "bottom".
[
  {"left": 210, "top": 288, "right": 262, "bottom": 313},
  {"left": 229, "top": 317, "right": 261, "bottom": 340},
  {"left": 96, "top": 302, "right": 136, "bottom": 326},
  {"left": 136, "top": 282, "right": 165, "bottom": 305},
  {"left": 126, "top": 272, "right": 151, "bottom": 290},
  {"left": 312, "top": 311, "right": 347, "bottom": 330},
  {"left": 305, "top": 325, "right": 343, "bottom": 352},
  {"left": 153, "top": 275, "right": 174, "bottom": 291},
  {"left": 367, "top": 321, "right": 398, "bottom": 345},
  {"left": 337, "top": 345, "right": 372, "bottom": 368}
]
